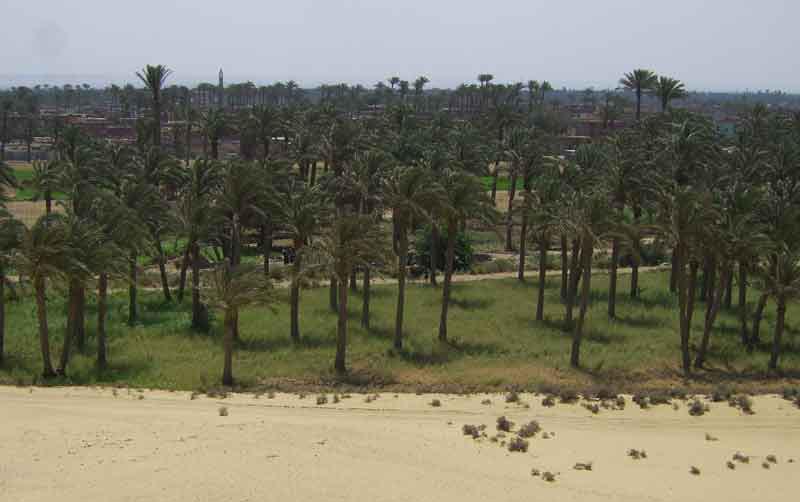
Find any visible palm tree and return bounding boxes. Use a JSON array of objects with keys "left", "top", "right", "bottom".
[
  {"left": 619, "top": 69, "right": 658, "bottom": 121},
  {"left": 207, "top": 261, "right": 274, "bottom": 386},
  {"left": 382, "top": 166, "right": 440, "bottom": 350},
  {"left": 249, "top": 105, "right": 278, "bottom": 161},
  {"left": 654, "top": 77, "right": 688, "bottom": 113},
  {"left": 275, "top": 179, "right": 330, "bottom": 343},
  {"left": 136, "top": 64, "right": 173, "bottom": 147},
  {"left": 30, "top": 159, "right": 61, "bottom": 215},
  {"left": 437, "top": 170, "right": 495, "bottom": 342},
  {"left": 200, "top": 109, "right": 228, "bottom": 160},
  {"left": 759, "top": 245, "right": 800, "bottom": 370},
  {"left": 312, "top": 213, "right": 389, "bottom": 374},
  {"left": 15, "top": 214, "right": 74, "bottom": 378}
]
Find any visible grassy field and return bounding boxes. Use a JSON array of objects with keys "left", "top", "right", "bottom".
[{"left": 2, "top": 270, "right": 798, "bottom": 393}]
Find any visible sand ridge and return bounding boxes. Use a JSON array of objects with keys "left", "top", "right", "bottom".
[{"left": 1, "top": 386, "right": 798, "bottom": 501}]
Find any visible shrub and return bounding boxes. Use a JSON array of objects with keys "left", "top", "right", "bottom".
[
  {"left": 413, "top": 225, "right": 474, "bottom": 273},
  {"left": 766, "top": 455, "right": 777, "bottom": 464},
  {"left": 728, "top": 394, "right": 754, "bottom": 414},
  {"left": 559, "top": 389, "right": 580, "bottom": 404},
  {"left": 430, "top": 399, "right": 442, "bottom": 407},
  {"left": 218, "top": 406, "right": 228, "bottom": 417},
  {"left": 615, "top": 396, "right": 626, "bottom": 409},
  {"left": 573, "top": 462, "right": 593, "bottom": 471},
  {"left": 726, "top": 461, "right": 736, "bottom": 470},
  {"left": 688, "top": 399, "right": 709, "bottom": 416},
  {"left": 481, "top": 398, "right": 492, "bottom": 406},
  {"left": 462, "top": 424, "right": 481, "bottom": 439},
  {"left": 541, "top": 395, "right": 556, "bottom": 407},
  {"left": 517, "top": 421, "right": 541, "bottom": 438},
  {"left": 711, "top": 384, "right": 733, "bottom": 402},
  {"left": 508, "top": 437, "right": 529, "bottom": 452},
  {"left": 542, "top": 472, "right": 557, "bottom": 482},
  {"left": 316, "top": 395, "right": 328, "bottom": 405},
  {"left": 690, "top": 466, "right": 701, "bottom": 475},
  {"left": 583, "top": 403, "right": 600, "bottom": 414},
  {"left": 628, "top": 449, "right": 647, "bottom": 460},
  {"left": 496, "top": 416, "right": 514, "bottom": 432},
  {"left": 505, "top": 391, "right": 520, "bottom": 403},
  {"left": 732, "top": 452, "right": 750, "bottom": 464}
]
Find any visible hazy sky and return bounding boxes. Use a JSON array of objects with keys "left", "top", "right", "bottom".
[{"left": 2, "top": 0, "right": 799, "bottom": 91}]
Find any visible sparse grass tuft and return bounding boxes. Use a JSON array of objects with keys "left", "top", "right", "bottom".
[
  {"left": 732, "top": 452, "right": 750, "bottom": 464},
  {"left": 541, "top": 395, "right": 556, "bottom": 407},
  {"left": 496, "top": 416, "right": 514, "bottom": 432},
  {"left": 766, "top": 454, "right": 777, "bottom": 464},
  {"left": 218, "top": 406, "right": 228, "bottom": 417},
  {"left": 480, "top": 398, "right": 492, "bottom": 405},
  {"left": 705, "top": 433, "right": 719, "bottom": 441},
  {"left": 727, "top": 461, "right": 736, "bottom": 470},
  {"left": 690, "top": 466, "right": 701, "bottom": 476},
  {"left": 628, "top": 449, "right": 647, "bottom": 460},
  {"left": 505, "top": 391, "right": 520, "bottom": 403},
  {"left": 583, "top": 402, "right": 600, "bottom": 414},
  {"left": 316, "top": 395, "right": 328, "bottom": 405},
  {"left": 429, "top": 398, "right": 442, "bottom": 407},
  {"left": 573, "top": 462, "right": 593, "bottom": 471},
  {"left": 542, "top": 471, "right": 557, "bottom": 482},
  {"left": 728, "top": 394, "right": 755, "bottom": 415}
]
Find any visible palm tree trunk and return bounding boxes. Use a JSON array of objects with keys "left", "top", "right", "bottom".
[
  {"left": 504, "top": 169, "right": 517, "bottom": 252},
  {"left": 536, "top": 237, "right": 547, "bottom": 321},
  {"left": 361, "top": 267, "right": 371, "bottom": 329},
  {"left": 608, "top": 237, "right": 619, "bottom": 319},
  {"left": 190, "top": 242, "right": 204, "bottom": 330},
  {"left": 222, "top": 308, "right": 235, "bottom": 385},
  {"left": 517, "top": 207, "right": 528, "bottom": 282},
  {"left": 489, "top": 163, "right": 499, "bottom": 203},
  {"left": 97, "top": 273, "right": 108, "bottom": 369},
  {"left": 560, "top": 234, "right": 568, "bottom": 300},
  {"left": 571, "top": 235, "right": 593, "bottom": 368},
  {"left": 350, "top": 270, "right": 358, "bottom": 292},
  {"left": 156, "top": 239, "right": 172, "bottom": 302},
  {"left": 394, "top": 230, "right": 408, "bottom": 350},
  {"left": 128, "top": 252, "right": 138, "bottom": 326},
  {"left": 34, "top": 276, "right": 56, "bottom": 378},
  {"left": 723, "top": 274, "right": 733, "bottom": 310},
  {"left": 768, "top": 295, "right": 786, "bottom": 370},
  {"left": 738, "top": 262, "right": 748, "bottom": 346},
  {"left": 565, "top": 239, "right": 582, "bottom": 327},
  {"left": 429, "top": 224, "right": 439, "bottom": 286},
  {"left": 630, "top": 208, "right": 641, "bottom": 298},
  {"left": 687, "top": 260, "right": 699, "bottom": 325},
  {"left": 262, "top": 224, "right": 272, "bottom": 276},
  {"left": 438, "top": 219, "right": 458, "bottom": 343},
  {"left": 669, "top": 251, "right": 678, "bottom": 293},
  {"left": 329, "top": 278, "right": 338, "bottom": 312},
  {"left": 695, "top": 266, "right": 731, "bottom": 369},
  {"left": 335, "top": 275, "right": 349, "bottom": 375},
  {"left": 309, "top": 161, "right": 317, "bottom": 186},
  {"left": 59, "top": 279, "right": 81, "bottom": 374},
  {"left": 290, "top": 244, "right": 302, "bottom": 343},
  {"left": 750, "top": 293, "right": 768, "bottom": 351},
  {"left": 675, "top": 243, "right": 692, "bottom": 376},
  {"left": 177, "top": 245, "right": 190, "bottom": 302}
]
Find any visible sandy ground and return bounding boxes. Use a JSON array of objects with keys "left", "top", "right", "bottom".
[{"left": 2, "top": 387, "right": 798, "bottom": 502}]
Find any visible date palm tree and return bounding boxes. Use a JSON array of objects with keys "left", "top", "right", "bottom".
[
  {"left": 136, "top": 64, "right": 173, "bottom": 147},
  {"left": 275, "top": 179, "right": 330, "bottom": 343},
  {"left": 30, "top": 159, "right": 62, "bottom": 215},
  {"left": 619, "top": 69, "right": 658, "bottom": 121},
  {"left": 207, "top": 261, "right": 274, "bottom": 386},
  {"left": 654, "top": 77, "right": 688, "bottom": 113},
  {"left": 15, "top": 214, "right": 74, "bottom": 378},
  {"left": 437, "top": 170, "right": 496, "bottom": 342},
  {"left": 0, "top": 208, "right": 23, "bottom": 366},
  {"left": 382, "top": 166, "right": 441, "bottom": 350}
]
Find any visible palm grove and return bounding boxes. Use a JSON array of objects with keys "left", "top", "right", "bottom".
[{"left": 0, "top": 65, "right": 798, "bottom": 386}]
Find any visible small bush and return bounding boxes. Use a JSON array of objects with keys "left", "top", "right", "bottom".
[
  {"left": 573, "top": 462, "right": 593, "bottom": 471},
  {"left": 615, "top": 396, "right": 626, "bottom": 409},
  {"left": 766, "top": 454, "right": 777, "bottom": 464},
  {"left": 517, "top": 421, "right": 541, "bottom": 438},
  {"left": 316, "top": 395, "right": 328, "bottom": 405},
  {"left": 218, "top": 406, "right": 228, "bottom": 417},
  {"left": 531, "top": 468, "right": 541, "bottom": 477},
  {"left": 726, "top": 461, "right": 736, "bottom": 470},
  {"left": 705, "top": 433, "right": 719, "bottom": 442},
  {"left": 496, "top": 416, "right": 514, "bottom": 432},
  {"left": 462, "top": 424, "right": 481, "bottom": 439},
  {"left": 267, "top": 391, "right": 276, "bottom": 399},
  {"left": 762, "top": 461, "right": 771, "bottom": 470},
  {"left": 541, "top": 395, "right": 556, "bottom": 407},
  {"left": 333, "top": 394, "right": 340, "bottom": 404},
  {"left": 688, "top": 399, "right": 709, "bottom": 417},
  {"left": 542, "top": 472, "right": 557, "bottom": 482},
  {"left": 633, "top": 393, "right": 650, "bottom": 409},
  {"left": 430, "top": 399, "right": 442, "bottom": 407},
  {"left": 728, "top": 395, "right": 755, "bottom": 415},
  {"left": 690, "top": 466, "right": 701, "bottom": 476},
  {"left": 508, "top": 437, "right": 529, "bottom": 452},
  {"left": 583, "top": 403, "right": 600, "bottom": 415},
  {"left": 505, "top": 391, "right": 520, "bottom": 403},
  {"left": 732, "top": 452, "right": 750, "bottom": 464},
  {"left": 628, "top": 449, "right": 647, "bottom": 460},
  {"left": 559, "top": 389, "right": 580, "bottom": 404},
  {"left": 711, "top": 384, "right": 733, "bottom": 402}
]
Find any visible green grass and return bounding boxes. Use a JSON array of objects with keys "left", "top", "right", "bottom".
[{"left": 1, "top": 271, "right": 798, "bottom": 392}]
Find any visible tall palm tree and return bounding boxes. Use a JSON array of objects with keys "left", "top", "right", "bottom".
[
  {"left": 437, "top": 170, "right": 495, "bottom": 342},
  {"left": 136, "top": 64, "right": 173, "bottom": 147},
  {"left": 0, "top": 208, "right": 23, "bottom": 366},
  {"left": 759, "top": 245, "right": 800, "bottom": 370},
  {"left": 654, "top": 77, "right": 688, "bottom": 113},
  {"left": 275, "top": 179, "right": 330, "bottom": 343},
  {"left": 207, "top": 261, "right": 274, "bottom": 386},
  {"left": 382, "top": 166, "right": 440, "bottom": 350},
  {"left": 619, "top": 69, "right": 658, "bottom": 121},
  {"left": 15, "top": 214, "right": 74, "bottom": 378},
  {"left": 30, "top": 159, "right": 62, "bottom": 215},
  {"left": 312, "top": 213, "right": 389, "bottom": 374}
]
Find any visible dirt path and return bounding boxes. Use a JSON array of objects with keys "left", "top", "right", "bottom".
[{"left": 1, "top": 386, "right": 797, "bottom": 502}]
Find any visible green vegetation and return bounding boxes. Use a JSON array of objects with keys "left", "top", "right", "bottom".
[{"left": 0, "top": 271, "right": 797, "bottom": 391}]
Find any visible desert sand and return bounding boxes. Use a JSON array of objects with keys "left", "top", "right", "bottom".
[{"left": 1, "top": 386, "right": 798, "bottom": 502}]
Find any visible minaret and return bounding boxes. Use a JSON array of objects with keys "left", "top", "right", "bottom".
[{"left": 218, "top": 68, "right": 224, "bottom": 109}]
